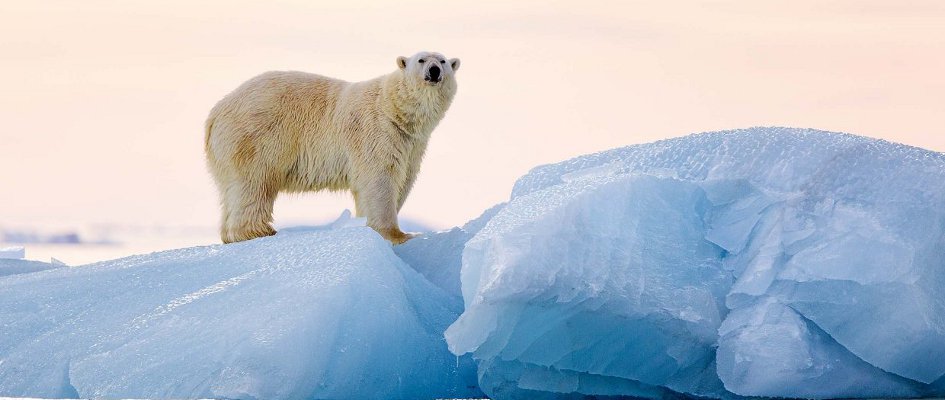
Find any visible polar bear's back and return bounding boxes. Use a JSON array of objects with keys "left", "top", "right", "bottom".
[
  {"left": 205, "top": 71, "right": 366, "bottom": 191},
  {"left": 208, "top": 70, "right": 347, "bottom": 141}
]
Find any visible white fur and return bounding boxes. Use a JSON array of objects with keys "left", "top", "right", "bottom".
[{"left": 205, "top": 51, "right": 459, "bottom": 244}]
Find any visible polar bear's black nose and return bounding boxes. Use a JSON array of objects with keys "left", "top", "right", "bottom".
[{"left": 427, "top": 65, "right": 441, "bottom": 82}]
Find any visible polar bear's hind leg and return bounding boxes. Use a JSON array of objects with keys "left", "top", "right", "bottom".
[{"left": 220, "top": 179, "right": 278, "bottom": 243}]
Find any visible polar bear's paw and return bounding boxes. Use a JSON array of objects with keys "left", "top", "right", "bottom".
[
  {"left": 377, "top": 228, "right": 417, "bottom": 245},
  {"left": 222, "top": 223, "right": 277, "bottom": 244}
]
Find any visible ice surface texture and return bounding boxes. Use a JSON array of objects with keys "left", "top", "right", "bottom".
[
  {"left": 447, "top": 127, "right": 945, "bottom": 399},
  {"left": 395, "top": 204, "right": 505, "bottom": 298},
  {"left": 4, "top": 127, "right": 944, "bottom": 400},
  {"left": 0, "top": 227, "right": 480, "bottom": 399},
  {"left": 0, "top": 258, "right": 63, "bottom": 277}
]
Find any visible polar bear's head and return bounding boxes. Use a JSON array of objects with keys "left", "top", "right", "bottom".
[{"left": 397, "top": 51, "right": 460, "bottom": 87}]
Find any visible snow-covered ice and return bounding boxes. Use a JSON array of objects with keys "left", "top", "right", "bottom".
[
  {"left": 3, "top": 127, "right": 945, "bottom": 399},
  {"left": 0, "top": 226, "right": 480, "bottom": 399},
  {"left": 1, "top": 246, "right": 65, "bottom": 276},
  {"left": 447, "top": 127, "right": 945, "bottom": 399},
  {"left": 0, "top": 258, "right": 64, "bottom": 278}
]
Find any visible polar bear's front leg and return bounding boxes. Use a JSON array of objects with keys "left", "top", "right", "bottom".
[
  {"left": 396, "top": 172, "right": 416, "bottom": 213},
  {"left": 356, "top": 172, "right": 413, "bottom": 244}
]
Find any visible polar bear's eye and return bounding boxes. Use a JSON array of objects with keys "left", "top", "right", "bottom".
[
  {"left": 440, "top": 60, "right": 445, "bottom": 63},
  {"left": 418, "top": 59, "right": 425, "bottom": 64}
]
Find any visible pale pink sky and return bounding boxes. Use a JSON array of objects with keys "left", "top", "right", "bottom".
[{"left": 1, "top": 0, "right": 943, "bottom": 230}]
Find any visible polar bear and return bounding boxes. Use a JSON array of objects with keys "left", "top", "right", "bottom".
[{"left": 205, "top": 51, "right": 460, "bottom": 244}]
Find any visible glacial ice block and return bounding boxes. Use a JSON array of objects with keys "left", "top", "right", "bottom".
[
  {"left": 395, "top": 203, "right": 505, "bottom": 298},
  {"left": 446, "top": 174, "right": 733, "bottom": 398},
  {"left": 0, "top": 227, "right": 479, "bottom": 399},
  {"left": 448, "top": 127, "right": 945, "bottom": 398}
]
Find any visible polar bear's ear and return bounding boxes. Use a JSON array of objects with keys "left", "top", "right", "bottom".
[
  {"left": 397, "top": 56, "right": 408, "bottom": 70},
  {"left": 450, "top": 58, "right": 461, "bottom": 72}
]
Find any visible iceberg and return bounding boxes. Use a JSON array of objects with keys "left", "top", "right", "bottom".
[
  {"left": 446, "top": 127, "right": 945, "bottom": 398},
  {"left": 4, "top": 127, "right": 944, "bottom": 399},
  {"left": 447, "top": 174, "right": 733, "bottom": 398},
  {"left": 0, "top": 226, "right": 480, "bottom": 399},
  {"left": 0, "top": 246, "right": 26, "bottom": 259}
]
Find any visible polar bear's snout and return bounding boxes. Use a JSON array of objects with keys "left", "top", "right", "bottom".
[{"left": 425, "top": 64, "right": 442, "bottom": 83}]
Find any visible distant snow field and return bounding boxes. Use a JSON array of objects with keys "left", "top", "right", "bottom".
[
  {"left": 2, "top": 128, "right": 944, "bottom": 399},
  {"left": 0, "top": 224, "right": 219, "bottom": 266},
  {"left": 0, "top": 217, "right": 435, "bottom": 266}
]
